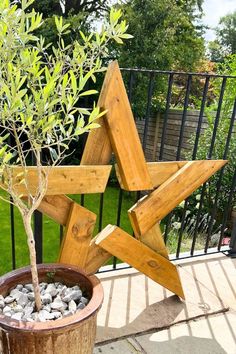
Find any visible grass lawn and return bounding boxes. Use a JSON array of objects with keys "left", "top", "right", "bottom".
[{"left": 0, "top": 187, "right": 136, "bottom": 275}]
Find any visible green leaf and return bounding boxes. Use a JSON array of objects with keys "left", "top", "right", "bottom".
[
  {"left": 88, "top": 123, "right": 100, "bottom": 129},
  {"left": 21, "top": 0, "right": 35, "bottom": 10},
  {"left": 119, "top": 34, "right": 133, "bottom": 39},
  {"left": 113, "top": 36, "right": 124, "bottom": 44},
  {"left": 62, "top": 23, "right": 70, "bottom": 33},
  {"left": 80, "top": 31, "right": 86, "bottom": 42},
  {"left": 3, "top": 152, "right": 12, "bottom": 164},
  {"left": 55, "top": 16, "right": 63, "bottom": 33},
  {"left": 70, "top": 70, "right": 77, "bottom": 96},
  {"left": 79, "top": 90, "right": 98, "bottom": 97}
]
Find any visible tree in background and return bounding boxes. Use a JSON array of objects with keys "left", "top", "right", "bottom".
[
  {"left": 115, "top": 0, "right": 205, "bottom": 71},
  {"left": 187, "top": 54, "right": 236, "bottom": 223},
  {"left": 30, "top": 0, "right": 109, "bottom": 18},
  {"left": 28, "top": 0, "right": 110, "bottom": 47},
  {"left": 108, "top": 0, "right": 206, "bottom": 118},
  {"left": 208, "top": 11, "right": 236, "bottom": 62}
]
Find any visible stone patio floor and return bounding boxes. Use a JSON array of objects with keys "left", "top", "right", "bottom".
[{"left": 94, "top": 253, "right": 236, "bottom": 354}]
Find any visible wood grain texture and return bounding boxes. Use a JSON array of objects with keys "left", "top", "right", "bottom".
[
  {"left": 102, "top": 61, "right": 152, "bottom": 191},
  {"left": 129, "top": 160, "right": 227, "bottom": 236},
  {"left": 139, "top": 223, "right": 169, "bottom": 259},
  {"left": 85, "top": 237, "right": 112, "bottom": 274},
  {"left": 59, "top": 202, "right": 96, "bottom": 268},
  {"left": 95, "top": 225, "right": 184, "bottom": 299},
  {"left": 115, "top": 161, "right": 187, "bottom": 189},
  {"left": 37, "top": 195, "right": 72, "bottom": 225},
  {"left": 82, "top": 61, "right": 152, "bottom": 191},
  {"left": 3, "top": 165, "right": 111, "bottom": 196},
  {"left": 81, "top": 60, "right": 114, "bottom": 165}
]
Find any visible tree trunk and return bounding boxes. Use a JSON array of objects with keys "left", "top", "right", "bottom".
[{"left": 23, "top": 215, "right": 42, "bottom": 311}]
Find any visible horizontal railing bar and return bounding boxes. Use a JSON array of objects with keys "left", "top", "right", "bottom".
[
  {"left": 97, "top": 247, "right": 230, "bottom": 273},
  {"left": 121, "top": 67, "right": 236, "bottom": 79}
]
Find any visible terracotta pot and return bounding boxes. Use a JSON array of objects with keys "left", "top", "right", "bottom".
[{"left": 0, "top": 264, "right": 103, "bottom": 354}]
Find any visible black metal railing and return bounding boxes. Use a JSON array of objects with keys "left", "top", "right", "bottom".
[
  {"left": 1, "top": 67, "right": 236, "bottom": 275},
  {"left": 120, "top": 68, "right": 236, "bottom": 264}
]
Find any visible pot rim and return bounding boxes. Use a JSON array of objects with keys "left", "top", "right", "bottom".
[{"left": 0, "top": 263, "right": 103, "bottom": 332}]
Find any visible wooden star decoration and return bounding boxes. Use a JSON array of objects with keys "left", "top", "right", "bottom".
[{"left": 37, "top": 61, "right": 226, "bottom": 300}]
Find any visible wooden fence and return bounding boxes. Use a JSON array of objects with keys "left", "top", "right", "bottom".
[{"left": 136, "top": 109, "right": 209, "bottom": 161}]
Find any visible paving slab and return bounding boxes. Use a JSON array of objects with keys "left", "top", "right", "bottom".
[
  {"left": 96, "top": 258, "right": 229, "bottom": 343},
  {"left": 94, "top": 338, "right": 143, "bottom": 354},
  {"left": 179, "top": 254, "right": 236, "bottom": 311},
  {"left": 135, "top": 310, "right": 236, "bottom": 354}
]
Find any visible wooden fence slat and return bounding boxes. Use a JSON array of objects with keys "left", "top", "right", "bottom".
[
  {"left": 5, "top": 165, "right": 111, "bottom": 195},
  {"left": 58, "top": 202, "right": 96, "bottom": 268},
  {"left": 129, "top": 160, "right": 227, "bottom": 236},
  {"left": 95, "top": 225, "right": 184, "bottom": 299}
]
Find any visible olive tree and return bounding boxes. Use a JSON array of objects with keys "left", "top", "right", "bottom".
[{"left": 0, "top": 0, "right": 131, "bottom": 311}]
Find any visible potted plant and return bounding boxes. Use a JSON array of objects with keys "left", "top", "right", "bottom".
[{"left": 0, "top": 1, "right": 131, "bottom": 352}]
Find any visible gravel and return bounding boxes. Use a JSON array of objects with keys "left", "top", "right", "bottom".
[{"left": 0, "top": 282, "right": 89, "bottom": 323}]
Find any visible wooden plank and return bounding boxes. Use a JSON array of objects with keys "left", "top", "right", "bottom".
[
  {"left": 139, "top": 223, "right": 169, "bottom": 259},
  {"left": 58, "top": 202, "right": 96, "bottom": 268},
  {"left": 4, "top": 165, "right": 111, "bottom": 196},
  {"left": 147, "top": 161, "right": 187, "bottom": 187},
  {"left": 99, "top": 61, "right": 152, "bottom": 191},
  {"left": 85, "top": 236, "right": 112, "bottom": 274},
  {"left": 129, "top": 160, "right": 227, "bottom": 236},
  {"left": 37, "top": 195, "right": 72, "bottom": 226},
  {"left": 115, "top": 161, "right": 187, "bottom": 189},
  {"left": 81, "top": 61, "right": 115, "bottom": 165},
  {"left": 95, "top": 225, "right": 184, "bottom": 299}
]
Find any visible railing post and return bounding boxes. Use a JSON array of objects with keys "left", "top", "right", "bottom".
[{"left": 228, "top": 214, "right": 236, "bottom": 257}]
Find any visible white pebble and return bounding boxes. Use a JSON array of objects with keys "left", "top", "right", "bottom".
[
  {"left": 16, "top": 284, "right": 23, "bottom": 290},
  {"left": 77, "top": 303, "right": 85, "bottom": 310},
  {"left": 3, "top": 306, "right": 12, "bottom": 314},
  {"left": 4, "top": 296, "right": 14, "bottom": 304},
  {"left": 38, "top": 310, "right": 55, "bottom": 322},
  {"left": 12, "top": 304, "right": 23, "bottom": 313},
  {"left": 17, "top": 293, "right": 28, "bottom": 307},
  {"left": 51, "top": 311, "right": 62, "bottom": 319},
  {"left": 62, "top": 290, "right": 82, "bottom": 303},
  {"left": 12, "top": 312, "right": 23, "bottom": 321},
  {"left": 28, "top": 292, "right": 35, "bottom": 301},
  {"left": 51, "top": 297, "right": 67, "bottom": 312},
  {"left": 68, "top": 300, "right": 76, "bottom": 313},
  {"left": 41, "top": 293, "right": 52, "bottom": 305},
  {"left": 4, "top": 312, "right": 12, "bottom": 317},
  {"left": 42, "top": 304, "right": 51, "bottom": 312},
  {"left": 10, "top": 289, "right": 22, "bottom": 301},
  {"left": 24, "top": 284, "right": 33, "bottom": 292},
  {"left": 63, "top": 310, "right": 73, "bottom": 317},
  {"left": 45, "top": 284, "right": 58, "bottom": 297},
  {"left": 80, "top": 297, "right": 89, "bottom": 305},
  {"left": 24, "top": 306, "right": 34, "bottom": 317}
]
